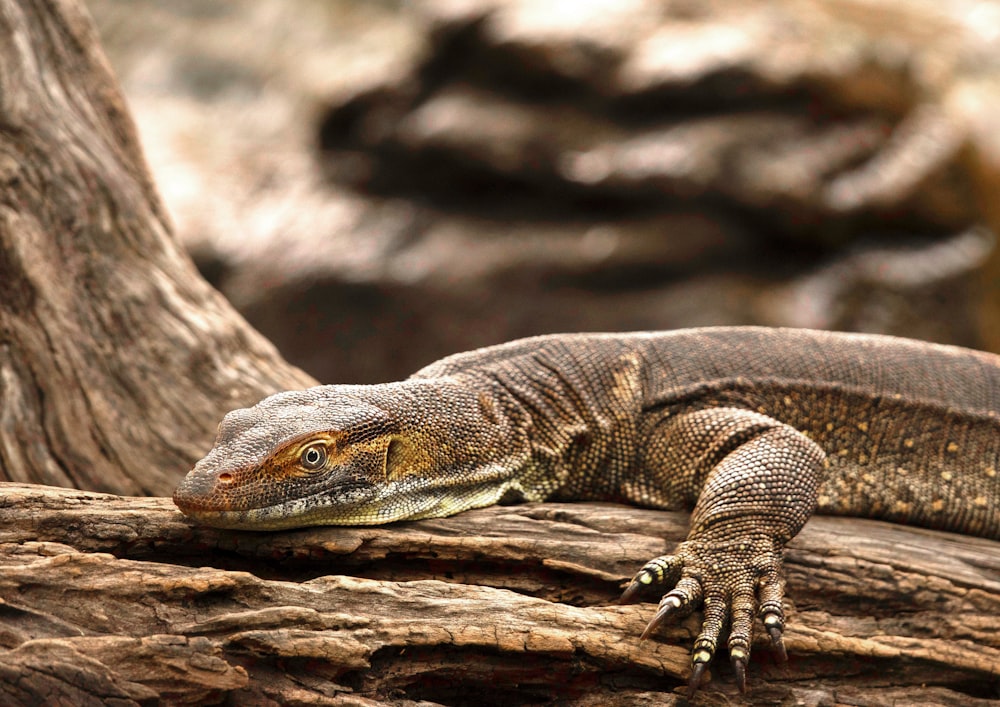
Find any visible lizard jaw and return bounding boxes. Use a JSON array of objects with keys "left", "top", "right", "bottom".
[{"left": 174, "top": 474, "right": 519, "bottom": 530}]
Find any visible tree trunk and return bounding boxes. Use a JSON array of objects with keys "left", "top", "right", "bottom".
[
  {"left": 0, "top": 0, "right": 315, "bottom": 496},
  {"left": 0, "top": 484, "right": 996, "bottom": 706}
]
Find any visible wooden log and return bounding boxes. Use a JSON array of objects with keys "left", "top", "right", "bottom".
[{"left": 0, "top": 483, "right": 996, "bottom": 705}]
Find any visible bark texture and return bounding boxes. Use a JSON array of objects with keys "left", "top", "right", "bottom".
[
  {"left": 0, "top": 0, "right": 315, "bottom": 495},
  {"left": 0, "top": 483, "right": 997, "bottom": 706}
]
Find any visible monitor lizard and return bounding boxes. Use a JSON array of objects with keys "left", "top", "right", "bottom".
[{"left": 173, "top": 327, "right": 1000, "bottom": 695}]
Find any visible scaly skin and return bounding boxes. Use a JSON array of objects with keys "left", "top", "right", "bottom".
[{"left": 174, "top": 327, "right": 1000, "bottom": 694}]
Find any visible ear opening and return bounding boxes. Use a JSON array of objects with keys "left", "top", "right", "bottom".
[{"left": 384, "top": 437, "right": 406, "bottom": 479}]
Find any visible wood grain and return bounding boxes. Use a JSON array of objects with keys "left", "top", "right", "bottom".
[{"left": 0, "top": 483, "right": 996, "bottom": 705}]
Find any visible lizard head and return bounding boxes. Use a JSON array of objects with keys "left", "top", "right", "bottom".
[{"left": 173, "top": 381, "right": 522, "bottom": 529}]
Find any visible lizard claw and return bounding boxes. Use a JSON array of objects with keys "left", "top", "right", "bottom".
[
  {"left": 731, "top": 648, "right": 748, "bottom": 694},
  {"left": 760, "top": 592, "right": 788, "bottom": 662},
  {"left": 639, "top": 576, "right": 702, "bottom": 640},
  {"left": 618, "top": 579, "right": 646, "bottom": 605},
  {"left": 765, "top": 617, "right": 787, "bottom": 662},
  {"left": 639, "top": 595, "right": 683, "bottom": 640},
  {"left": 686, "top": 654, "right": 710, "bottom": 699}
]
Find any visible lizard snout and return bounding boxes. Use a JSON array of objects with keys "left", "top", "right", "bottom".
[{"left": 173, "top": 467, "right": 230, "bottom": 515}]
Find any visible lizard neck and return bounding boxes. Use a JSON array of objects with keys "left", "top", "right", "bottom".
[
  {"left": 465, "top": 358, "right": 645, "bottom": 505},
  {"left": 379, "top": 377, "right": 536, "bottom": 520}
]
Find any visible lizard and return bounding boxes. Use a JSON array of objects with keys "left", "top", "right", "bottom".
[{"left": 173, "top": 326, "right": 1000, "bottom": 695}]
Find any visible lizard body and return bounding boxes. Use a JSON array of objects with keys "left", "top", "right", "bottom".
[{"left": 174, "top": 327, "right": 1000, "bottom": 693}]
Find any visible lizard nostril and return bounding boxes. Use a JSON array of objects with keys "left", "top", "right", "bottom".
[{"left": 218, "top": 472, "right": 234, "bottom": 485}]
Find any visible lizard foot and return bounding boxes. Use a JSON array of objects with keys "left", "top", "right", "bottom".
[{"left": 620, "top": 534, "right": 788, "bottom": 696}]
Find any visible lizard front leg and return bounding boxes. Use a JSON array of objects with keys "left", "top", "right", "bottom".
[{"left": 622, "top": 408, "right": 826, "bottom": 695}]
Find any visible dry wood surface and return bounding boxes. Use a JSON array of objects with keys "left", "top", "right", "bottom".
[{"left": 0, "top": 483, "right": 996, "bottom": 705}]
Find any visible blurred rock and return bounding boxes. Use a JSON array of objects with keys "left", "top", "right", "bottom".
[
  {"left": 87, "top": 0, "right": 1000, "bottom": 383},
  {"left": 762, "top": 228, "right": 995, "bottom": 344}
]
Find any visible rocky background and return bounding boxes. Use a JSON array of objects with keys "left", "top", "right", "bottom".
[{"left": 86, "top": 0, "right": 1000, "bottom": 384}]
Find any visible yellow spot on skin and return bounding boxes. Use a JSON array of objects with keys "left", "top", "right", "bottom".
[
  {"left": 826, "top": 422, "right": 834, "bottom": 431},
  {"left": 783, "top": 396, "right": 792, "bottom": 406},
  {"left": 862, "top": 473, "right": 875, "bottom": 484},
  {"left": 940, "top": 471, "right": 953, "bottom": 481},
  {"left": 974, "top": 496, "right": 987, "bottom": 507},
  {"left": 946, "top": 442, "right": 958, "bottom": 453},
  {"left": 931, "top": 499, "right": 945, "bottom": 512},
  {"left": 757, "top": 406, "right": 767, "bottom": 414},
  {"left": 987, "top": 467, "right": 997, "bottom": 478},
  {"left": 817, "top": 495, "right": 831, "bottom": 507},
  {"left": 838, "top": 449, "right": 849, "bottom": 457},
  {"left": 904, "top": 438, "right": 914, "bottom": 448},
  {"left": 857, "top": 421, "right": 869, "bottom": 432},
  {"left": 896, "top": 467, "right": 908, "bottom": 476},
  {"left": 858, "top": 454, "right": 869, "bottom": 465},
  {"left": 893, "top": 500, "right": 912, "bottom": 513}
]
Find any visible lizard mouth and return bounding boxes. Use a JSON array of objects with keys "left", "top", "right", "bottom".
[
  {"left": 172, "top": 470, "right": 381, "bottom": 529},
  {"left": 173, "top": 455, "right": 522, "bottom": 530},
  {"left": 173, "top": 473, "right": 514, "bottom": 530}
]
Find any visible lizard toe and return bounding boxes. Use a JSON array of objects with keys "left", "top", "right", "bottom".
[
  {"left": 686, "top": 593, "right": 728, "bottom": 688},
  {"left": 620, "top": 553, "right": 682, "bottom": 604},
  {"left": 757, "top": 567, "right": 788, "bottom": 661},
  {"left": 727, "top": 590, "right": 755, "bottom": 692},
  {"left": 692, "top": 593, "right": 728, "bottom": 656}
]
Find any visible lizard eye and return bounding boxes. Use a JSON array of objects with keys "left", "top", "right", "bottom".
[{"left": 300, "top": 444, "right": 327, "bottom": 471}]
